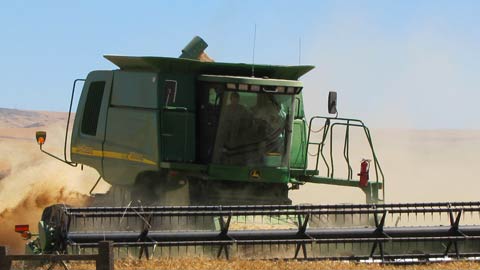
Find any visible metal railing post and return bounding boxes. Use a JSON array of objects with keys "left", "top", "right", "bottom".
[
  {"left": 97, "top": 241, "right": 114, "bottom": 270},
  {"left": 0, "top": 246, "right": 12, "bottom": 270}
]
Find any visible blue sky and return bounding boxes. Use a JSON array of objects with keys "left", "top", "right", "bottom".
[{"left": 0, "top": 1, "right": 478, "bottom": 129}]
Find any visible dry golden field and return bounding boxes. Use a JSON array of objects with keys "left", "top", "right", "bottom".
[{"left": 10, "top": 258, "right": 480, "bottom": 270}]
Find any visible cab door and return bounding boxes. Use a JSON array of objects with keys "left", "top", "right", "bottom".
[
  {"left": 70, "top": 71, "right": 113, "bottom": 176},
  {"left": 159, "top": 77, "right": 196, "bottom": 163}
]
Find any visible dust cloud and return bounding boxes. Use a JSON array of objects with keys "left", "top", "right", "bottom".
[
  {"left": 0, "top": 110, "right": 104, "bottom": 253},
  {"left": 0, "top": 160, "right": 11, "bottom": 181},
  {"left": 0, "top": 185, "right": 90, "bottom": 253}
]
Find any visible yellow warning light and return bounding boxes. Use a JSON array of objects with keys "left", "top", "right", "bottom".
[{"left": 35, "top": 131, "right": 47, "bottom": 145}]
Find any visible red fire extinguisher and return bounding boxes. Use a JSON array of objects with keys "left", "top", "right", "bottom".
[{"left": 358, "top": 159, "right": 371, "bottom": 187}]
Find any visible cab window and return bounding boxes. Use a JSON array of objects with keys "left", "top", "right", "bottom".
[{"left": 81, "top": 81, "right": 105, "bottom": 136}]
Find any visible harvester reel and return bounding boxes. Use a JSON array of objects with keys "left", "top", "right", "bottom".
[
  {"left": 40, "top": 204, "right": 70, "bottom": 253},
  {"left": 20, "top": 202, "right": 480, "bottom": 261}
]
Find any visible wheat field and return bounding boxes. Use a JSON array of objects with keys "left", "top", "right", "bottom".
[
  {"left": 113, "top": 258, "right": 480, "bottom": 270},
  {"left": 11, "top": 258, "right": 480, "bottom": 270}
]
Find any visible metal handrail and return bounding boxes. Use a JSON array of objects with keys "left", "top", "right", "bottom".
[
  {"left": 64, "top": 79, "right": 85, "bottom": 165},
  {"left": 304, "top": 116, "right": 385, "bottom": 201}
]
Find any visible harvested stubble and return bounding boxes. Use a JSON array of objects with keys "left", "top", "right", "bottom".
[{"left": 20, "top": 258, "right": 480, "bottom": 270}]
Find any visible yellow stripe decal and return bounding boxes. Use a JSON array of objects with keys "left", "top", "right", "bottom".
[{"left": 72, "top": 146, "right": 157, "bottom": 166}]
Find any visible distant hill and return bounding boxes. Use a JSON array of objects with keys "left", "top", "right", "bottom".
[
  {"left": 0, "top": 108, "right": 67, "bottom": 129},
  {"left": 0, "top": 108, "right": 69, "bottom": 140}
]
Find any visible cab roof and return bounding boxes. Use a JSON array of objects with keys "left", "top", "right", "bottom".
[{"left": 104, "top": 55, "right": 314, "bottom": 80}]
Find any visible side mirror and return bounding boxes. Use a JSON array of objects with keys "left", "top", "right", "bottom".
[
  {"left": 328, "top": 91, "right": 337, "bottom": 115},
  {"left": 34, "top": 131, "right": 75, "bottom": 166},
  {"left": 36, "top": 131, "right": 46, "bottom": 146}
]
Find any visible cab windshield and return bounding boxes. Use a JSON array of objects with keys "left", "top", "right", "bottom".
[{"left": 212, "top": 91, "right": 293, "bottom": 167}]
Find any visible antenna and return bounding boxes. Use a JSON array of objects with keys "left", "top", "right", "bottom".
[
  {"left": 298, "top": 37, "right": 302, "bottom": 65},
  {"left": 251, "top": 24, "right": 257, "bottom": 77}
]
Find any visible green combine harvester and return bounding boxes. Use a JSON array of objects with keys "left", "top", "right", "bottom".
[
  {"left": 37, "top": 36, "right": 385, "bottom": 206},
  {"left": 28, "top": 36, "right": 480, "bottom": 263}
]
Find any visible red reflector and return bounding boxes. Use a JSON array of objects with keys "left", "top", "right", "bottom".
[
  {"left": 21, "top": 231, "right": 32, "bottom": 239},
  {"left": 15, "top": 224, "right": 29, "bottom": 233}
]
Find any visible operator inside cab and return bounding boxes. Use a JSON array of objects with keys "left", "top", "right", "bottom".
[{"left": 214, "top": 91, "right": 288, "bottom": 166}]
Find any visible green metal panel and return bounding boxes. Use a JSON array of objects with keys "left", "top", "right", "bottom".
[
  {"left": 290, "top": 119, "right": 307, "bottom": 169},
  {"left": 104, "top": 55, "right": 314, "bottom": 80},
  {"left": 102, "top": 107, "right": 159, "bottom": 186},
  {"left": 111, "top": 71, "right": 159, "bottom": 108},
  {"left": 207, "top": 164, "right": 290, "bottom": 183},
  {"left": 294, "top": 93, "right": 305, "bottom": 119},
  {"left": 161, "top": 109, "right": 195, "bottom": 162},
  {"left": 71, "top": 70, "right": 113, "bottom": 176}
]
